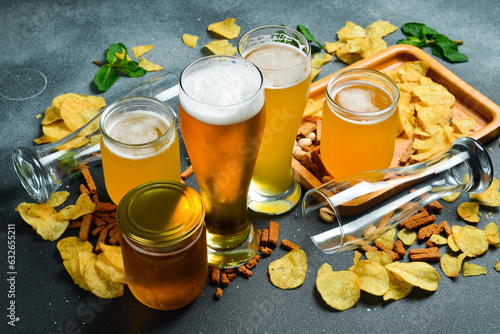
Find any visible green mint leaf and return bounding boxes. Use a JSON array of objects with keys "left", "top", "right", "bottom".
[
  {"left": 93, "top": 64, "right": 119, "bottom": 92},
  {"left": 396, "top": 36, "right": 428, "bottom": 48},
  {"left": 119, "top": 60, "right": 147, "bottom": 78},
  {"left": 421, "top": 25, "right": 438, "bottom": 40},
  {"left": 107, "top": 43, "right": 128, "bottom": 65},
  {"left": 57, "top": 152, "right": 78, "bottom": 172},
  {"left": 401, "top": 22, "right": 426, "bottom": 38},
  {"left": 432, "top": 34, "right": 469, "bottom": 63},
  {"left": 297, "top": 24, "right": 323, "bottom": 50}
]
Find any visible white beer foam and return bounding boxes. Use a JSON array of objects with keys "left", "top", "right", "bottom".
[{"left": 180, "top": 59, "right": 264, "bottom": 126}]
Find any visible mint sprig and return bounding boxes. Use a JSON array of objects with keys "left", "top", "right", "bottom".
[
  {"left": 93, "top": 43, "right": 147, "bottom": 92},
  {"left": 396, "top": 23, "right": 468, "bottom": 63},
  {"left": 296, "top": 24, "right": 323, "bottom": 54}
]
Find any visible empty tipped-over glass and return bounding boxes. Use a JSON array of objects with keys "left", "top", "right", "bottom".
[
  {"left": 12, "top": 72, "right": 179, "bottom": 203},
  {"left": 302, "top": 137, "right": 493, "bottom": 255}
]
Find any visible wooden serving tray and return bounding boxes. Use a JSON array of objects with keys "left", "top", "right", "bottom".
[{"left": 293, "top": 44, "right": 500, "bottom": 190}]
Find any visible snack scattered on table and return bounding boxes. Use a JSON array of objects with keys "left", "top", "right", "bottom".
[
  {"left": 183, "top": 34, "right": 199, "bottom": 48},
  {"left": 204, "top": 39, "right": 237, "bottom": 55},
  {"left": 138, "top": 57, "right": 164, "bottom": 72},
  {"left": 351, "top": 260, "right": 389, "bottom": 296},
  {"left": 131, "top": 45, "right": 154, "bottom": 58},
  {"left": 469, "top": 178, "right": 500, "bottom": 207},
  {"left": 316, "top": 265, "right": 361, "bottom": 311},
  {"left": 268, "top": 249, "right": 307, "bottom": 289},
  {"left": 207, "top": 18, "right": 241, "bottom": 39},
  {"left": 462, "top": 262, "right": 487, "bottom": 277},
  {"left": 325, "top": 20, "right": 397, "bottom": 64},
  {"left": 451, "top": 225, "right": 489, "bottom": 257},
  {"left": 457, "top": 202, "right": 480, "bottom": 223},
  {"left": 440, "top": 253, "right": 467, "bottom": 278}
]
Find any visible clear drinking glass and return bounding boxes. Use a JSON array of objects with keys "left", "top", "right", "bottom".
[
  {"left": 179, "top": 55, "right": 265, "bottom": 268},
  {"left": 303, "top": 137, "right": 493, "bottom": 254},
  {"left": 12, "top": 72, "right": 179, "bottom": 203},
  {"left": 238, "top": 25, "right": 312, "bottom": 215}
]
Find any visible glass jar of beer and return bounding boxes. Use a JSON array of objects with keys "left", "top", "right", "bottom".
[{"left": 117, "top": 181, "right": 207, "bottom": 311}]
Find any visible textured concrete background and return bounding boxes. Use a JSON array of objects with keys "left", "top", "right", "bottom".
[{"left": 1, "top": 0, "right": 499, "bottom": 333}]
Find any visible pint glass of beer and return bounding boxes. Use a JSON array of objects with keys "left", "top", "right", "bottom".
[
  {"left": 179, "top": 56, "right": 265, "bottom": 268},
  {"left": 100, "top": 97, "right": 181, "bottom": 204},
  {"left": 238, "top": 25, "right": 312, "bottom": 215}
]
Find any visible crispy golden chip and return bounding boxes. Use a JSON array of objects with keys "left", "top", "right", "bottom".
[
  {"left": 316, "top": 270, "right": 361, "bottom": 311},
  {"left": 483, "top": 222, "right": 500, "bottom": 246},
  {"left": 131, "top": 45, "right": 154, "bottom": 58},
  {"left": 495, "top": 260, "right": 500, "bottom": 272},
  {"left": 337, "top": 21, "right": 366, "bottom": 40},
  {"left": 207, "top": 18, "right": 240, "bottom": 39},
  {"left": 115, "top": 50, "right": 132, "bottom": 61},
  {"left": 385, "top": 261, "right": 440, "bottom": 291},
  {"left": 352, "top": 260, "right": 389, "bottom": 296},
  {"left": 88, "top": 134, "right": 101, "bottom": 146},
  {"left": 365, "top": 251, "right": 393, "bottom": 266},
  {"left": 16, "top": 202, "right": 69, "bottom": 241},
  {"left": 457, "top": 202, "right": 480, "bottom": 223},
  {"left": 311, "top": 53, "right": 333, "bottom": 68},
  {"left": 303, "top": 98, "right": 323, "bottom": 117},
  {"left": 374, "top": 228, "right": 396, "bottom": 250},
  {"left": 57, "top": 193, "right": 96, "bottom": 220},
  {"left": 55, "top": 136, "right": 90, "bottom": 151},
  {"left": 52, "top": 93, "right": 81, "bottom": 110},
  {"left": 452, "top": 225, "right": 489, "bottom": 257},
  {"left": 452, "top": 117, "right": 477, "bottom": 134},
  {"left": 42, "top": 120, "right": 72, "bottom": 141},
  {"left": 42, "top": 106, "right": 62, "bottom": 125},
  {"left": 182, "top": 34, "right": 199, "bottom": 48},
  {"left": 204, "top": 40, "right": 237, "bottom": 56},
  {"left": 463, "top": 262, "right": 487, "bottom": 276},
  {"left": 96, "top": 253, "right": 126, "bottom": 284},
  {"left": 447, "top": 234, "right": 460, "bottom": 252},
  {"left": 311, "top": 68, "right": 321, "bottom": 81},
  {"left": 400, "top": 61, "right": 430, "bottom": 77},
  {"left": 46, "top": 191, "right": 70, "bottom": 207},
  {"left": 366, "top": 20, "right": 398, "bottom": 39},
  {"left": 470, "top": 178, "right": 500, "bottom": 207},
  {"left": 413, "top": 84, "right": 455, "bottom": 108},
  {"left": 34, "top": 134, "right": 56, "bottom": 144},
  {"left": 353, "top": 250, "right": 363, "bottom": 266},
  {"left": 268, "top": 249, "right": 307, "bottom": 289},
  {"left": 138, "top": 57, "right": 164, "bottom": 72},
  {"left": 79, "top": 252, "right": 124, "bottom": 299},
  {"left": 429, "top": 234, "right": 448, "bottom": 246},
  {"left": 360, "top": 38, "right": 387, "bottom": 59},
  {"left": 440, "top": 253, "right": 466, "bottom": 278},
  {"left": 383, "top": 271, "right": 413, "bottom": 301},
  {"left": 99, "top": 243, "right": 125, "bottom": 274},
  {"left": 336, "top": 51, "right": 363, "bottom": 65},
  {"left": 442, "top": 192, "right": 461, "bottom": 202},
  {"left": 324, "top": 41, "right": 346, "bottom": 54},
  {"left": 397, "top": 104, "right": 416, "bottom": 138},
  {"left": 81, "top": 95, "right": 106, "bottom": 110},
  {"left": 60, "top": 99, "right": 100, "bottom": 132},
  {"left": 398, "top": 227, "right": 417, "bottom": 246},
  {"left": 57, "top": 237, "right": 94, "bottom": 291},
  {"left": 317, "top": 262, "right": 333, "bottom": 278}
]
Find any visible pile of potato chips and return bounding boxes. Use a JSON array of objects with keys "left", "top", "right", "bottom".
[
  {"left": 325, "top": 21, "right": 398, "bottom": 65},
  {"left": 35, "top": 93, "right": 105, "bottom": 150},
  {"left": 384, "top": 60, "right": 477, "bottom": 162},
  {"left": 57, "top": 237, "right": 125, "bottom": 299}
]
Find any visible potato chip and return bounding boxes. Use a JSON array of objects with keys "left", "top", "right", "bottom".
[
  {"left": 495, "top": 260, "right": 500, "bottom": 272},
  {"left": 457, "top": 202, "right": 480, "bottom": 223},
  {"left": 52, "top": 93, "right": 81, "bottom": 110},
  {"left": 316, "top": 270, "right": 361, "bottom": 311},
  {"left": 303, "top": 98, "right": 323, "bottom": 117},
  {"left": 79, "top": 252, "right": 124, "bottom": 299},
  {"left": 57, "top": 193, "right": 96, "bottom": 220},
  {"left": 60, "top": 98, "right": 100, "bottom": 132},
  {"left": 34, "top": 134, "right": 56, "bottom": 144},
  {"left": 365, "top": 251, "right": 393, "bottom": 266},
  {"left": 81, "top": 95, "right": 106, "bottom": 110},
  {"left": 317, "top": 262, "right": 333, "bottom": 278},
  {"left": 373, "top": 228, "right": 396, "bottom": 250},
  {"left": 57, "top": 237, "right": 94, "bottom": 290},
  {"left": 385, "top": 261, "right": 440, "bottom": 291},
  {"left": 428, "top": 234, "right": 448, "bottom": 246},
  {"left": 413, "top": 84, "right": 455, "bottom": 108},
  {"left": 470, "top": 178, "right": 500, "bottom": 207},
  {"left": 398, "top": 227, "right": 417, "bottom": 246},
  {"left": 138, "top": 57, "right": 164, "bottom": 72},
  {"left": 268, "top": 249, "right": 307, "bottom": 289},
  {"left": 99, "top": 243, "right": 125, "bottom": 274},
  {"left": 46, "top": 191, "right": 70, "bottom": 207},
  {"left": 336, "top": 51, "right": 363, "bottom": 65},
  {"left": 42, "top": 120, "right": 72, "bottom": 141},
  {"left": 353, "top": 250, "right": 363, "bottom": 265},
  {"left": 131, "top": 45, "right": 153, "bottom": 58},
  {"left": 440, "top": 253, "right": 466, "bottom": 278},
  {"left": 16, "top": 202, "right": 69, "bottom": 241},
  {"left": 452, "top": 225, "right": 488, "bottom": 257},
  {"left": 207, "top": 18, "right": 240, "bottom": 39},
  {"left": 114, "top": 51, "right": 132, "bottom": 62},
  {"left": 324, "top": 41, "right": 346, "bottom": 54},
  {"left": 442, "top": 192, "right": 461, "bottom": 202},
  {"left": 337, "top": 22, "right": 366, "bottom": 40},
  {"left": 365, "top": 20, "right": 398, "bottom": 39},
  {"left": 452, "top": 117, "right": 477, "bottom": 134},
  {"left": 397, "top": 105, "right": 416, "bottom": 137},
  {"left": 96, "top": 253, "right": 126, "bottom": 284},
  {"left": 42, "top": 106, "right": 62, "bottom": 125},
  {"left": 447, "top": 234, "right": 460, "bottom": 252},
  {"left": 311, "top": 53, "right": 332, "bottom": 68},
  {"left": 352, "top": 260, "right": 389, "bottom": 296},
  {"left": 383, "top": 271, "right": 413, "bottom": 301},
  {"left": 204, "top": 40, "right": 237, "bottom": 56},
  {"left": 55, "top": 136, "right": 90, "bottom": 151},
  {"left": 88, "top": 134, "right": 101, "bottom": 146},
  {"left": 182, "top": 34, "right": 199, "bottom": 48},
  {"left": 483, "top": 222, "right": 500, "bottom": 246},
  {"left": 311, "top": 68, "right": 321, "bottom": 81},
  {"left": 463, "top": 262, "right": 487, "bottom": 276}
]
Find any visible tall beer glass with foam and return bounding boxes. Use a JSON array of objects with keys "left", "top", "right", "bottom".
[{"left": 179, "top": 56, "right": 265, "bottom": 268}]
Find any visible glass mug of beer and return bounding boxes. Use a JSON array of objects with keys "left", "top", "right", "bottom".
[
  {"left": 100, "top": 97, "right": 181, "bottom": 204},
  {"left": 321, "top": 68, "right": 400, "bottom": 178},
  {"left": 238, "top": 25, "right": 312, "bottom": 215},
  {"left": 179, "top": 56, "right": 265, "bottom": 268}
]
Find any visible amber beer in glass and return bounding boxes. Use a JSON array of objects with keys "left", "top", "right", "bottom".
[
  {"left": 100, "top": 97, "right": 181, "bottom": 204},
  {"left": 321, "top": 68, "right": 400, "bottom": 178},
  {"left": 179, "top": 56, "right": 265, "bottom": 268},
  {"left": 238, "top": 25, "right": 312, "bottom": 215},
  {"left": 117, "top": 181, "right": 207, "bottom": 310}
]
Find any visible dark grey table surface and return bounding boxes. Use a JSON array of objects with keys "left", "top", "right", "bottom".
[{"left": 1, "top": 0, "right": 499, "bottom": 333}]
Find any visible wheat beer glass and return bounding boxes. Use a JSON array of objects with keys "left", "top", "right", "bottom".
[
  {"left": 179, "top": 56, "right": 265, "bottom": 268},
  {"left": 100, "top": 97, "right": 181, "bottom": 204},
  {"left": 238, "top": 25, "right": 312, "bottom": 215}
]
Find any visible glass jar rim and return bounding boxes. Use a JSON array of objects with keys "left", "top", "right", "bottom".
[{"left": 325, "top": 68, "right": 400, "bottom": 119}]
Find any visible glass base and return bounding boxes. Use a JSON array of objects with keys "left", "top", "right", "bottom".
[
  {"left": 207, "top": 224, "right": 260, "bottom": 268},
  {"left": 248, "top": 178, "right": 301, "bottom": 215}
]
